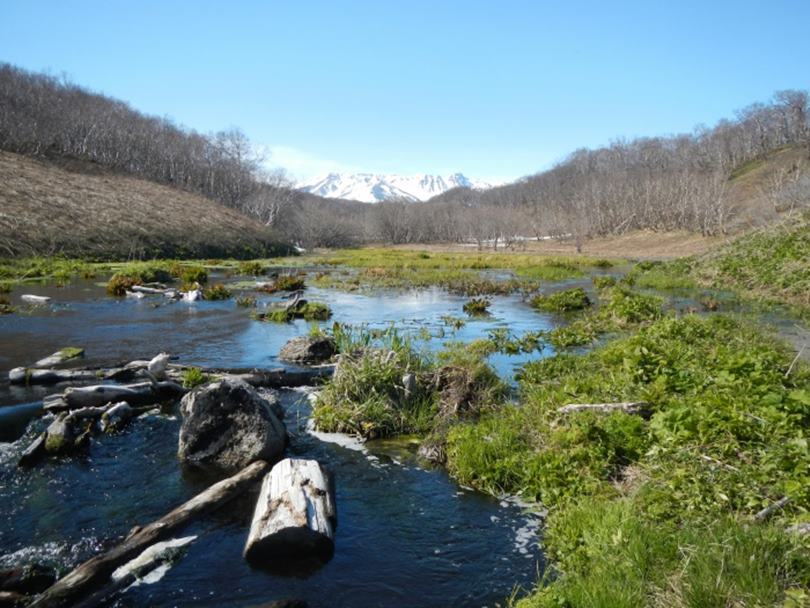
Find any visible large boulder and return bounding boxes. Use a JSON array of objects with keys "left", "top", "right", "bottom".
[
  {"left": 279, "top": 336, "right": 336, "bottom": 365},
  {"left": 178, "top": 379, "right": 287, "bottom": 473}
]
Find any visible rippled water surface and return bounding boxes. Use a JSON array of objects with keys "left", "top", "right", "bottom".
[{"left": 0, "top": 276, "right": 550, "bottom": 607}]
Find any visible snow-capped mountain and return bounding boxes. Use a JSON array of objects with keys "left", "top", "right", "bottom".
[{"left": 299, "top": 173, "right": 492, "bottom": 203}]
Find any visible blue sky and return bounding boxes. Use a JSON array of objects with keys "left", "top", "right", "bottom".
[{"left": 2, "top": 0, "right": 809, "bottom": 183}]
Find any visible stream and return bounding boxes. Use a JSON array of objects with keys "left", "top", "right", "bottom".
[{"left": 0, "top": 275, "right": 551, "bottom": 607}]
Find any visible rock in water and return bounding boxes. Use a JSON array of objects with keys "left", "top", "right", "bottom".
[
  {"left": 278, "top": 336, "right": 336, "bottom": 365},
  {"left": 0, "top": 563, "right": 57, "bottom": 594},
  {"left": 178, "top": 379, "right": 286, "bottom": 472},
  {"left": 100, "top": 401, "right": 134, "bottom": 433},
  {"left": 244, "top": 458, "right": 336, "bottom": 564}
]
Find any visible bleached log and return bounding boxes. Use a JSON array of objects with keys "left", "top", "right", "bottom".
[
  {"left": 29, "top": 460, "right": 269, "bottom": 608},
  {"left": 110, "top": 535, "right": 196, "bottom": 582},
  {"left": 21, "top": 295, "right": 51, "bottom": 304},
  {"left": 129, "top": 286, "right": 168, "bottom": 295},
  {"left": 53, "top": 381, "right": 186, "bottom": 411},
  {"left": 9, "top": 367, "right": 100, "bottom": 385},
  {"left": 559, "top": 402, "right": 650, "bottom": 416},
  {"left": 787, "top": 523, "right": 810, "bottom": 536},
  {"left": 244, "top": 458, "right": 336, "bottom": 563},
  {"left": 182, "top": 289, "right": 202, "bottom": 302},
  {"left": 33, "top": 348, "right": 85, "bottom": 368}
]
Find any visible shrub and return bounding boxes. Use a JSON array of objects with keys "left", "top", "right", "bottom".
[
  {"left": 259, "top": 274, "right": 306, "bottom": 293},
  {"left": 105, "top": 262, "right": 173, "bottom": 296},
  {"left": 176, "top": 264, "right": 208, "bottom": 285},
  {"left": 261, "top": 302, "right": 332, "bottom": 323},
  {"left": 0, "top": 296, "right": 13, "bottom": 314},
  {"left": 235, "top": 295, "right": 256, "bottom": 307}
]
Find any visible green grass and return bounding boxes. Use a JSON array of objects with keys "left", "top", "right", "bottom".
[
  {"left": 692, "top": 212, "right": 810, "bottom": 311},
  {"left": 531, "top": 287, "right": 592, "bottom": 313},
  {"left": 203, "top": 283, "right": 231, "bottom": 300},
  {"left": 181, "top": 367, "right": 209, "bottom": 389},
  {"left": 261, "top": 301, "right": 332, "bottom": 323},
  {"left": 0, "top": 257, "right": 98, "bottom": 285},
  {"left": 463, "top": 297, "right": 491, "bottom": 316},
  {"left": 443, "top": 313, "right": 810, "bottom": 606},
  {"left": 307, "top": 249, "right": 624, "bottom": 295},
  {"left": 312, "top": 326, "right": 507, "bottom": 440},
  {"left": 259, "top": 274, "right": 306, "bottom": 293}
]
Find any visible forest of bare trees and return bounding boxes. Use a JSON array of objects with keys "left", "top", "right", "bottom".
[{"left": 1, "top": 62, "right": 808, "bottom": 249}]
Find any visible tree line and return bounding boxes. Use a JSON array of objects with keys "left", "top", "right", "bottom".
[{"left": 1, "top": 62, "right": 807, "bottom": 249}]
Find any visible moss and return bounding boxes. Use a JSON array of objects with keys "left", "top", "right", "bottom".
[{"left": 261, "top": 302, "right": 332, "bottom": 323}]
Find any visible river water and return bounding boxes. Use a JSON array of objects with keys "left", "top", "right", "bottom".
[{"left": 0, "top": 275, "right": 556, "bottom": 607}]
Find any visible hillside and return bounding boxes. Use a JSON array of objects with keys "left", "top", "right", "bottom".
[{"left": 0, "top": 151, "right": 289, "bottom": 259}]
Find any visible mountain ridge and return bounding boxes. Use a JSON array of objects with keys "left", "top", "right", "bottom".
[{"left": 299, "top": 172, "right": 493, "bottom": 203}]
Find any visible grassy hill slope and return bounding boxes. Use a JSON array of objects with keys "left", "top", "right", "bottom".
[{"left": 0, "top": 151, "right": 289, "bottom": 259}]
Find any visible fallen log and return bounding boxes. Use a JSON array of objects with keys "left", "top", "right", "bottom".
[
  {"left": 72, "top": 536, "right": 197, "bottom": 608},
  {"left": 8, "top": 368, "right": 100, "bottom": 385},
  {"left": 21, "top": 295, "right": 51, "bottom": 305},
  {"left": 59, "top": 381, "right": 186, "bottom": 411},
  {"left": 129, "top": 286, "right": 169, "bottom": 295},
  {"left": 754, "top": 496, "right": 791, "bottom": 522},
  {"left": 244, "top": 458, "right": 336, "bottom": 564},
  {"left": 559, "top": 402, "right": 651, "bottom": 416},
  {"left": 33, "top": 348, "right": 85, "bottom": 369},
  {"left": 29, "top": 460, "right": 269, "bottom": 608},
  {"left": 18, "top": 432, "right": 47, "bottom": 468}
]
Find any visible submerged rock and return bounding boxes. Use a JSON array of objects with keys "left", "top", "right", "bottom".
[
  {"left": 43, "top": 414, "right": 78, "bottom": 454},
  {"left": 178, "top": 379, "right": 287, "bottom": 473},
  {"left": 278, "top": 336, "right": 336, "bottom": 365},
  {"left": 0, "top": 563, "right": 57, "bottom": 594}
]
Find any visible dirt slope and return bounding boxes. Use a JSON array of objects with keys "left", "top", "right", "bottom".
[{"left": 0, "top": 151, "right": 288, "bottom": 259}]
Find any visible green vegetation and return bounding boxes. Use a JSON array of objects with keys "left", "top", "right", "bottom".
[
  {"left": 236, "top": 260, "right": 267, "bottom": 276},
  {"left": 235, "top": 295, "right": 257, "bottom": 307},
  {"left": 0, "top": 257, "right": 97, "bottom": 285},
  {"left": 203, "top": 283, "right": 231, "bottom": 300},
  {"left": 444, "top": 314, "right": 809, "bottom": 606},
  {"left": 181, "top": 367, "right": 209, "bottom": 389},
  {"left": 173, "top": 263, "right": 208, "bottom": 286},
  {"left": 463, "top": 297, "right": 491, "bottom": 316},
  {"left": 312, "top": 326, "right": 507, "bottom": 441},
  {"left": 261, "top": 302, "right": 332, "bottom": 323},
  {"left": 259, "top": 274, "right": 306, "bottom": 293},
  {"left": 0, "top": 296, "right": 13, "bottom": 314},
  {"left": 692, "top": 212, "right": 810, "bottom": 311},
  {"left": 531, "top": 287, "right": 592, "bottom": 312},
  {"left": 105, "top": 262, "right": 174, "bottom": 296},
  {"left": 309, "top": 249, "right": 623, "bottom": 295}
]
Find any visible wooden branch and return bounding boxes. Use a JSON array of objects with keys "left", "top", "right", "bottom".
[
  {"left": 33, "top": 349, "right": 85, "bottom": 369},
  {"left": 29, "top": 460, "right": 269, "bottom": 608},
  {"left": 559, "top": 401, "right": 650, "bottom": 416},
  {"left": 754, "top": 496, "right": 791, "bottom": 522}
]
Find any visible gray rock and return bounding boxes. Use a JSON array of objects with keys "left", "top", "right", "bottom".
[
  {"left": 279, "top": 336, "right": 336, "bottom": 365},
  {"left": 256, "top": 388, "right": 284, "bottom": 420},
  {"left": 44, "top": 414, "right": 76, "bottom": 454},
  {"left": 178, "top": 379, "right": 287, "bottom": 473}
]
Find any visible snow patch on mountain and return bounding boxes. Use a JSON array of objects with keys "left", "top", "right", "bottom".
[{"left": 299, "top": 173, "right": 493, "bottom": 203}]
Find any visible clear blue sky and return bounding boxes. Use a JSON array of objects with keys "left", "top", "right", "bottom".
[{"left": 2, "top": 0, "right": 809, "bottom": 182}]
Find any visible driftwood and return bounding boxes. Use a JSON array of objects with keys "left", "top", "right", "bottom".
[
  {"left": 29, "top": 460, "right": 269, "bottom": 608},
  {"left": 21, "top": 295, "right": 51, "bottom": 304},
  {"left": 244, "top": 458, "right": 336, "bottom": 563},
  {"left": 559, "top": 402, "right": 650, "bottom": 416},
  {"left": 33, "top": 349, "right": 85, "bottom": 369},
  {"left": 8, "top": 368, "right": 100, "bottom": 385},
  {"left": 58, "top": 381, "right": 186, "bottom": 411},
  {"left": 18, "top": 432, "right": 47, "bottom": 468}
]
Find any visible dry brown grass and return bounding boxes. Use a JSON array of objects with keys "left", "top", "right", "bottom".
[{"left": 0, "top": 151, "right": 287, "bottom": 259}]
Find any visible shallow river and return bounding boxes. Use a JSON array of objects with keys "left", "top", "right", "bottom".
[{"left": 0, "top": 276, "right": 558, "bottom": 607}]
